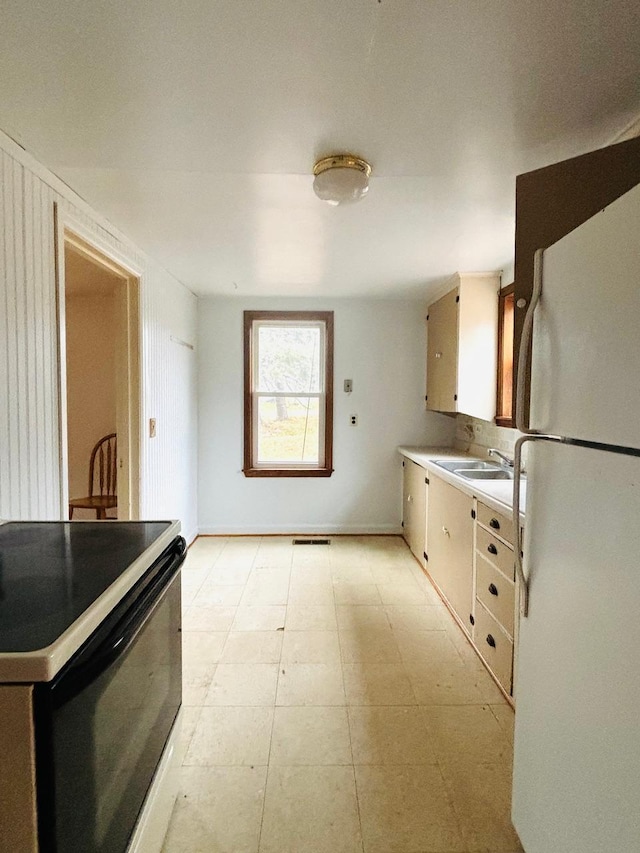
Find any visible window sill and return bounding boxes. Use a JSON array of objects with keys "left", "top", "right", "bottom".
[{"left": 243, "top": 467, "right": 334, "bottom": 478}]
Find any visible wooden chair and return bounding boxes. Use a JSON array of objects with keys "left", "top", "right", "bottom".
[{"left": 69, "top": 433, "right": 117, "bottom": 520}]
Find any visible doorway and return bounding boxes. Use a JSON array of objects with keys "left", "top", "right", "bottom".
[{"left": 56, "top": 219, "right": 141, "bottom": 521}]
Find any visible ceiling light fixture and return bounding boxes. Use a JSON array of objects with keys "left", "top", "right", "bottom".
[{"left": 312, "top": 154, "right": 372, "bottom": 206}]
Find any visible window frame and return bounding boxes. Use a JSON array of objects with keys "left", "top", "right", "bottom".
[{"left": 243, "top": 310, "right": 334, "bottom": 477}]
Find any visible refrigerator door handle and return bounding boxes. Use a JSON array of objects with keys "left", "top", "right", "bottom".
[
  {"left": 516, "top": 247, "right": 545, "bottom": 436},
  {"left": 514, "top": 433, "right": 567, "bottom": 617},
  {"left": 513, "top": 434, "right": 530, "bottom": 616}
]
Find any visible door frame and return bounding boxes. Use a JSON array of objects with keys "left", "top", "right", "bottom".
[{"left": 54, "top": 204, "right": 142, "bottom": 520}]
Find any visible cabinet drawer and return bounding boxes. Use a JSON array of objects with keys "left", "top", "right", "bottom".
[
  {"left": 477, "top": 502, "right": 514, "bottom": 545},
  {"left": 476, "top": 555, "right": 515, "bottom": 636},
  {"left": 476, "top": 526, "right": 515, "bottom": 581},
  {"left": 473, "top": 603, "right": 513, "bottom": 694}
]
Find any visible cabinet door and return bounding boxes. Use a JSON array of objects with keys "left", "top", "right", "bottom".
[
  {"left": 426, "top": 289, "right": 458, "bottom": 412},
  {"left": 427, "top": 475, "right": 473, "bottom": 626},
  {"left": 402, "top": 460, "right": 427, "bottom": 564}
]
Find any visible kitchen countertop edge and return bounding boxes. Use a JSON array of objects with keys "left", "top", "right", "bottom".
[
  {"left": 0, "top": 519, "right": 182, "bottom": 683},
  {"left": 398, "top": 446, "right": 526, "bottom": 523}
]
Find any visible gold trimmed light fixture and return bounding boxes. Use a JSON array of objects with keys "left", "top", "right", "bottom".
[{"left": 312, "top": 154, "right": 372, "bottom": 206}]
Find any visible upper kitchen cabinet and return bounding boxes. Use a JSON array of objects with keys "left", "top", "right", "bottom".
[{"left": 426, "top": 272, "right": 500, "bottom": 420}]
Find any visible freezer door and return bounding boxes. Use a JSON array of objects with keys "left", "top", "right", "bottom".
[
  {"left": 529, "top": 182, "right": 640, "bottom": 447},
  {"left": 512, "top": 440, "right": 640, "bottom": 852}
]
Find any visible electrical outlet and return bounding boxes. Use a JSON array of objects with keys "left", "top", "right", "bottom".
[
  {"left": 149, "top": 418, "right": 157, "bottom": 438},
  {"left": 350, "top": 414, "right": 358, "bottom": 426},
  {"left": 344, "top": 379, "right": 353, "bottom": 393}
]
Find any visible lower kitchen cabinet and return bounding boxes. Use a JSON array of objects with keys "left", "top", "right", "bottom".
[
  {"left": 426, "top": 474, "right": 474, "bottom": 632},
  {"left": 402, "top": 458, "right": 428, "bottom": 566}
]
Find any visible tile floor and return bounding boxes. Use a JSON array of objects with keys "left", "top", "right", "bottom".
[{"left": 163, "top": 535, "right": 523, "bottom": 853}]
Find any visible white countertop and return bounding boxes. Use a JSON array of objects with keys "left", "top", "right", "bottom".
[
  {"left": 0, "top": 519, "right": 181, "bottom": 683},
  {"left": 398, "top": 446, "right": 526, "bottom": 522}
]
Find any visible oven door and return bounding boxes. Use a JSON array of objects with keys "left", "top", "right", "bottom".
[{"left": 35, "top": 537, "right": 185, "bottom": 853}]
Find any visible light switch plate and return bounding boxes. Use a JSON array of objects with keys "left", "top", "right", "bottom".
[
  {"left": 149, "top": 418, "right": 157, "bottom": 438},
  {"left": 344, "top": 379, "right": 353, "bottom": 393}
]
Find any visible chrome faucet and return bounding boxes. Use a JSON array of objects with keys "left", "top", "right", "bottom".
[{"left": 488, "top": 448, "right": 514, "bottom": 468}]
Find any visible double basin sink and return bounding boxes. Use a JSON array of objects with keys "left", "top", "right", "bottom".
[{"left": 433, "top": 459, "right": 518, "bottom": 481}]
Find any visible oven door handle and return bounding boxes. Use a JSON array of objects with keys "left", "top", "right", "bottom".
[{"left": 52, "top": 539, "right": 185, "bottom": 705}]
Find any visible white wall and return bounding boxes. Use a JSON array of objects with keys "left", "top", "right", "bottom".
[
  {"left": 197, "top": 296, "right": 456, "bottom": 534},
  {"left": 0, "top": 130, "right": 198, "bottom": 542}
]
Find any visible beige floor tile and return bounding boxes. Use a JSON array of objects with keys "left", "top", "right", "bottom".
[
  {"left": 208, "top": 564, "right": 252, "bottom": 585},
  {"left": 376, "top": 581, "right": 430, "bottom": 605},
  {"left": 394, "top": 628, "right": 462, "bottom": 665},
  {"left": 334, "top": 582, "right": 383, "bottom": 605},
  {"left": 291, "top": 549, "right": 332, "bottom": 569},
  {"left": 183, "top": 605, "right": 237, "bottom": 632},
  {"left": 331, "top": 563, "right": 375, "bottom": 583},
  {"left": 285, "top": 604, "right": 337, "bottom": 631},
  {"left": 440, "top": 760, "right": 523, "bottom": 852},
  {"left": 192, "top": 583, "right": 245, "bottom": 606},
  {"left": 287, "top": 582, "right": 334, "bottom": 605},
  {"left": 281, "top": 630, "right": 341, "bottom": 663},
  {"left": 369, "top": 563, "right": 420, "bottom": 584},
  {"left": 205, "top": 663, "right": 279, "bottom": 706},
  {"left": 231, "top": 606, "right": 287, "bottom": 631},
  {"left": 405, "top": 659, "right": 488, "bottom": 705},
  {"left": 471, "top": 663, "right": 510, "bottom": 704},
  {"left": 162, "top": 765, "right": 266, "bottom": 853},
  {"left": 336, "top": 605, "right": 391, "bottom": 631},
  {"left": 185, "top": 706, "right": 274, "bottom": 766},
  {"left": 183, "top": 662, "right": 217, "bottom": 706},
  {"left": 182, "top": 631, "right": 228, "bottom": 665},
  {"left": 342, "top": 663, "right": 416, "bottom": 706},
  {"left": 259, "top": 765, "right": 362, "bottom": 853},
  {"left": 220, "top": 631, "right": 283, "bottom": 663},
  {"left": 348, "top": 706, "right": 437, "bottom": 765},
  {"left": 174, "top": 706, "right": 202, "bottom": 765},
  {"left": 290, "top": 563, "right": 332, "bottom": 584},
  {"left": 354, "top": 764, "right": 466, "bottom": 852},
  {"left": 338, "top": 628, "right": 401, "bottom": 663},
  {"left": 276, "top": 663, "right": 346, "bottom": 706},
  {"left": 421, "top": 704, "right": 512, "bottom": 765},
  {"left": 384, "top": 605, "right": 448, "bottom": 632},
  {"left": 240, "top": 572, "right": 291, "bottom": 606},
  {"left": 490, "top": 703, "right": 516, "bottom": 743},
  {"left": 270, "top": 706, "right": 352, "bottom": 765}
]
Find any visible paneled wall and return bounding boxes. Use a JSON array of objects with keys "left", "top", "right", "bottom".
[{"left": 0, "top": 131, "right": 198, "bottom": 541}]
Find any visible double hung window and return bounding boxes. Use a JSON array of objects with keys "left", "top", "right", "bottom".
[{"left": 243, "top": 311, "right": 334, "bottom": 476}]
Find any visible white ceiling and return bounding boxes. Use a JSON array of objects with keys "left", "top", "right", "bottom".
[{"left": 1, "top": 0, "right": 639, "bottom": 299}]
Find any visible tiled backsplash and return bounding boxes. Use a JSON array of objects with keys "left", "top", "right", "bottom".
[{"left": 453, "top": 414, "right": 525, "bottom": 465}]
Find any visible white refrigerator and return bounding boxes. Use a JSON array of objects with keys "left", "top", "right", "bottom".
[{"left": 511, "top": 182, "right": 640, "bottom": 852}]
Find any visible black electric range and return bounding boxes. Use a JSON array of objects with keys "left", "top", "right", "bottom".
[{"left": 0, "top": 521, "right": 173, "bottom": 652}]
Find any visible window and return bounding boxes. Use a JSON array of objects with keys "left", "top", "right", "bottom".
[
  {"left": 496, "top": 283, "right": 515, "bottom": 426},
  {"left": 243, "top": 311, "right": 334, "bottom": 477}
]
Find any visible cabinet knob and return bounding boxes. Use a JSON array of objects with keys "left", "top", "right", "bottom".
[
  {"left": 442, "top": 526, "right": 450, "bottom": 537},
  {"left": 487, "top": 543, "right": 498, "bottom": 555},
  {"left": 489, "top": 518, "right": 501, "bottom": 530},
  {"left": 488, "top": 583, "right": 499, "bottom": 596},
  {"left": 486, "top": 634, "right": 496, "bottom": 648}
]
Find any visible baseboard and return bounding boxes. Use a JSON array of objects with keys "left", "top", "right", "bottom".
[
  {"left": 182, "top": 526, "right": 199, "bottom": 546},
  {"left": 196, "top": 524, "right": 403, "bottom": 536}
]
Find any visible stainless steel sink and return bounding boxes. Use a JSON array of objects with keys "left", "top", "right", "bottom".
[
  {"left": 454, "top": 468, "right": 514, "bottom": 480},
  {"left": 433, "top": 458, "right": 518, "bottom": 481},
  {"left": 433, "top": 459, "right": 499, "bottom": 472}
]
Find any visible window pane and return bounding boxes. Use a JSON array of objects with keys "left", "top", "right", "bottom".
[
  {"left": 257, "top": 396, "right": 320, "bottom": 464},
  {"left": 257, "top": 325, "right": 321, "bottom": 394}
]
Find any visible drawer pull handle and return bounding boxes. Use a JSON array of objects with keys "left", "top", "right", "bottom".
[
  {"left": 487, "top": 543, "right": 498, "bottom": 555},
  {"left": 488, "top": 583, "right": 499, "bottom": 596},
  {"left": 489, "top": 518, "right": 501, "bottom": 530},
  {"left": 486, "top": 634, "right": 496, "bottom": 648}
]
